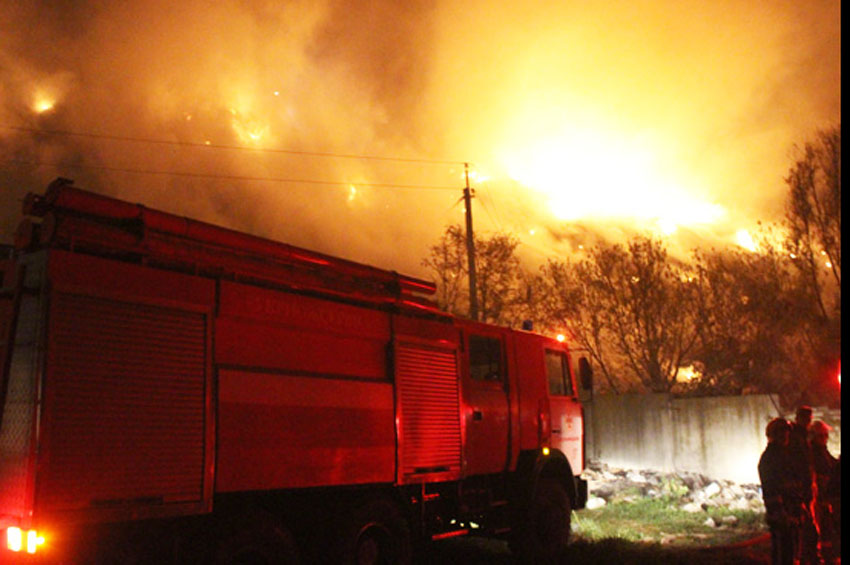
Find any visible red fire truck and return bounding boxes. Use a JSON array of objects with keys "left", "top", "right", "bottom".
[{"left": 0, "top": 178, "right": 588, "bottom": 563}]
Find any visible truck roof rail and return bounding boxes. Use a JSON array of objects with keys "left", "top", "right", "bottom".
[{"left": 21, "top": 178, "right": 441, "bottom": 312}]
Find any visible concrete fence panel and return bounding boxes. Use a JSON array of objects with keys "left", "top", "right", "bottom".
[
  {"left": 669, "top": 394, "right": 778, "bottom": 484},
  {"left": 583, "top": 393, "right": 839, "bottom": 485}
]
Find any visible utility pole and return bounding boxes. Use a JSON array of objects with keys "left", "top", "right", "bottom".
[{"left": 463, "top": 163, "right": 479, "bottom": 321}]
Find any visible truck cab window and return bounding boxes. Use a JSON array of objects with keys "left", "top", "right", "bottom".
[
  {"left": 469, "top": 335, "right": 503, "bottom": 382},
  {"left": 546, "top": 350, "right": 574, "bottom": 396}
]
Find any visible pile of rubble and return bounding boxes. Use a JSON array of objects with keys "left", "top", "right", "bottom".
[{"left": 582, "top": 461, "right": 765, "bottom": 515}]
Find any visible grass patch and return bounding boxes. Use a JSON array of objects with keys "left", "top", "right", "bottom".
[{"left": 572, "top": 496, "right": 766, "bottom": 547}]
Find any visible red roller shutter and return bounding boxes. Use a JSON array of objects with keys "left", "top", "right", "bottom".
[
  {"left": 38, "top": 292, "right": 208, "bottom": 513},
  {"left": 396, "top": 343, "right": 461, "bottom": 480}
]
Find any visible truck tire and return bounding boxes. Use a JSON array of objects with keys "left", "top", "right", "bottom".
[
  {"left": 335, "top": 497, "right": 412, "bottom": 565},
  {"left": 214, "top": 510, "right": 301, "bottom": 565},
  {"left": 512, "top": 478, "right": 571, "bottom": 563}
]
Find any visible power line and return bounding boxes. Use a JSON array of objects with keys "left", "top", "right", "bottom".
[
  {"left": 481, "top": 185, "right": 516, "bottom": 232},
  {"left": 4, "top": 159, "right": 461, "bottom": 190},
  {"left": 475, "top": 187, "right": 506, "bottom": 232},
  {"left": 1, "top": 124, "right": 468, "bottom": 166}
]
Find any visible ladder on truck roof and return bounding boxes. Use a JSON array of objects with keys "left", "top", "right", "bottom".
[{"left": 17, "top": 178, "right": 442, "bottom": 313}]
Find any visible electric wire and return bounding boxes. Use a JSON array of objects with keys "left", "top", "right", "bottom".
[
  {"left": 4, "top": 159, "right": 461, "bottom": 190},
  {"left": 476, "top": 191, "right": 504, "bottom": 232},
  {"left": 1, "top": 124, "right": 468, "bottom": 166},
  {"left": 474, "top": 184, "right": 560, "bottom": 261},
  {"left": 489, "top": 192, "right": 509, "bottom": 232}
]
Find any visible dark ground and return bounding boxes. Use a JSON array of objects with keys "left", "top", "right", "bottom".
[{"left": 414, "top": 534, "right": 773, "bottom": 565}]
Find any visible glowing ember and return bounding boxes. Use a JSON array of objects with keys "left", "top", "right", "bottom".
[
  {"left": 675, "top": 365, "right": 700, "bottom": 383},
  {"left": 230, "top": 112, "right": 269, "bottom": 145},
  {"left": 32, "top": 94, "right": 55, "bottom": 114}
]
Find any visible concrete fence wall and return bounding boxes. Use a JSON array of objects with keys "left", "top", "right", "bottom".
[{"left": 584, "top": 393, "right": 841, "bottom": 485}]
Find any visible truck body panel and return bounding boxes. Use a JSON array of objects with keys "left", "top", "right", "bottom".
[{"left": 217, "top": 368, "right": 396, "bottom": 491}]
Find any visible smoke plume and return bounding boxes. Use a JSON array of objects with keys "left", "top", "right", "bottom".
[{"left": 0, "top": 0, "right": 840, "bottom": 276}]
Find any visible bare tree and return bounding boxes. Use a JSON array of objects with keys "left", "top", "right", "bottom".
[
  {"left": 421, "top": 225, "right": 524, "bottom": 324},
  {"left": 785, "top": 125, "right": 841, "bottom": 321},
  {"left": 421, "top": 225, "right": 467, "bottom": 315},
  {"left": 591, "top": 237, "right": 700, "bottom": 392},
  {"left": 474, "top": 231, "right": 522, "bottom": 324},
  {"left": 782, "top": 125, "right": 841, "bottom": 406},
  {"left": 689, "top": 241, "right": 810, "bottom": 398},
  {"left": 536, "top": 236, "right": 699, "bottom": 393},
  {"left": 533, "top": 259, "right": 631, "bottom": 393}
]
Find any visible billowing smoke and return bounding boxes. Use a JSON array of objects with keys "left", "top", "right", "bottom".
[{"left": 0, "top": 0, "right": 840, "bottom": 276}]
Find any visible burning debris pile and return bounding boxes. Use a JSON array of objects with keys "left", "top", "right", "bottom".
[{"left": 583, "top": 461, "right": 764, "bottom": 514}]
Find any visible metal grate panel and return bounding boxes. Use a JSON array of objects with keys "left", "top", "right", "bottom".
[
  {"left": 37, "top": 293, "right": 207, "bottom": 511},
  {"left": 396, "top": 344, "right": 461, "bottom": 477}
]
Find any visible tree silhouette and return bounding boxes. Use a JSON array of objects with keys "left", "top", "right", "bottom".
[
  {"left": 783, "top": 125, "right": 841, "bottom": 405},
  {"left": 421, "top": 224, "right": 523, "bottom": 324},
  {"left": 785, "top": 125, "right": 841, "bottom": 322},
  {"left": 536, "top": 237, "right": 699, "bottom": 393},
  {"left": 689, "top": 242, "right": 809, "bottom": 399}
]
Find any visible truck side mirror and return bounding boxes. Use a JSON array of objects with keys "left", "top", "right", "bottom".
[{"left": 578, "top": 357, "right": 593, "bottom": 391}]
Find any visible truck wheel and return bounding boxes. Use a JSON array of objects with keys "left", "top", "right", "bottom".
[
  {"left": 513, "top": 478, "right": 571, "bottom": 562},
  {"left": 215, "top": 510, "right": 301, "bottom": 565},
  {"left": 335, "top": 498, "right": 412, "bottom": 565}
]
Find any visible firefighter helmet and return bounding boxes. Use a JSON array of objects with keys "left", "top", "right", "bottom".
[{"left": 765, "top": 417, "right": 791, "bottom": 440}]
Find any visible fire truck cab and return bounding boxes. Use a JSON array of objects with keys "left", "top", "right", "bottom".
[{"left": 1, "top": 179, "right": 587, "bottom": 563}]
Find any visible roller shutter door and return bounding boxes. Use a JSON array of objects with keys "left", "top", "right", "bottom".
[
  {"left": 396, "top": 343, "right": 461, "bottom": 478},
  {"left": 38, "top": 292, "right": 207, "bottom": 511}
]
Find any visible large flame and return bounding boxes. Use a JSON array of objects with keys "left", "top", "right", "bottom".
[{"left": 498, "top": 123, "right": 726, "bottom": 234}]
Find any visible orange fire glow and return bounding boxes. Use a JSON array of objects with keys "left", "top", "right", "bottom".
[
  {"left": 0, "top": 0, "right": 840, "bottom": 277},
  {"left": 32, "top": 91, "right": 56, "bottom": 114},
  {"left": 497, "top": 123, "right": 726, "bottom": 235},
  {"left": 230, "top": 109, "right": 269, "bottom": 145},
  {"left": 735, "top": 229, "right": 757, "bottom": 252}
]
